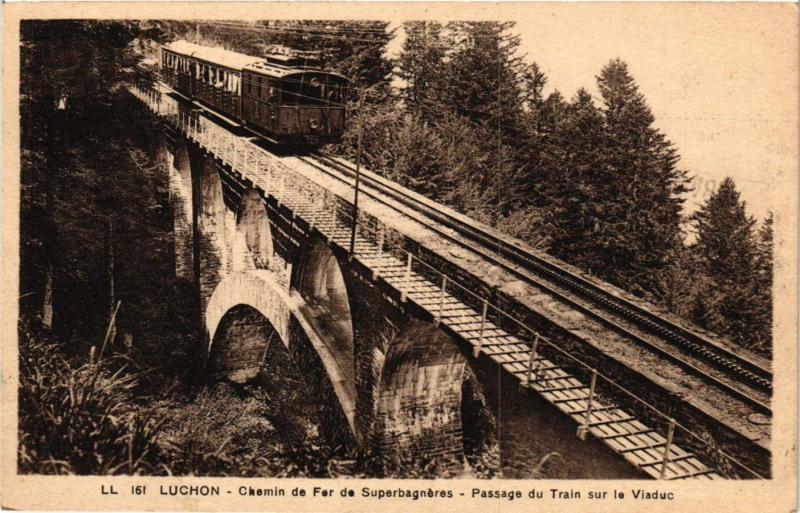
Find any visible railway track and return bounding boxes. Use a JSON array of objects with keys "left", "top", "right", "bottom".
[{"left": 296, "top": 151, "right": 772, "bottom": 415}]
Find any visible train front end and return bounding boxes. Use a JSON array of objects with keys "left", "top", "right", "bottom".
[
  {"left": 243, "top": 63, "right": 350, "bottom": 146},
  {"left": 277, "top": 71, "right": 349, "bottom": 145}
]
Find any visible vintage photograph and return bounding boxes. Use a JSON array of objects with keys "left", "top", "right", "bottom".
[{"left": 4, "top": 3, "right": 796, "bottom": 504}]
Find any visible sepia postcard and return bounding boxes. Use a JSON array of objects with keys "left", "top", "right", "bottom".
[{"left": 1, "top": 2, "right": 797, "bottom": 512}]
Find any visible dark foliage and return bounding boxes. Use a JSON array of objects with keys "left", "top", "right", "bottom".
[
  {"left": 689, "top": 179, "right": 772, "bottom": 354},
  {"left": 18, "top": 318, "right": 166, "bottom": 475}
]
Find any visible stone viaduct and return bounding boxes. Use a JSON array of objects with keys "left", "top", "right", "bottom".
[
  {"left": 132, "top": 84, "right": 766, "bottom": 480},
  {"left": 162, "top": 123, "right": 516, "bottom": 470}
]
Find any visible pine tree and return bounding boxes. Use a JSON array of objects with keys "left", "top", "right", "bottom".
[
  {"left": 756, "top": 212, "right": 774, "bottom": 281},
  {"left": 396, "top": 21, "right": 447, "bottom": 117},
  {"left": 692, "top": 178, "right": 757, "bottom": 281},
  {"left": 752, "top": 212, "right": 774, "bottom": 354},
  {"left": 690, "top": 178, "right": 769, "bottom": 351},
  {"left": 443, "top": 22, "right": 528, "bottom": 141},
  {"left": 594, "top": 59, "right": 689, "bottom": 296},
  {"left": 546, "top": 89, "right": 608, "bottom": 268},
  {"left": 514, "top": 66, "right": 569, "bottom": 226}
]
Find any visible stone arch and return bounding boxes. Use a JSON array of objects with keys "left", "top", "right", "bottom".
[
  {"left": 373, "top": 319, "right": 497, "bottom": 474},
  {"left": 233, "top": 189, "right": 273, "bottom": 272},
  {"left": 291, "top": 239, "right": 355, "bottom": 395},
  {"left": 169, "top": 138, "right": 193, "bottom": 280},
  {"left": 205, "top": 270, "right": 358, "bottom": 446}
]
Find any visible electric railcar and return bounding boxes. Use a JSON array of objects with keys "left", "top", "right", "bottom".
[{"left": 160, "top": 40, "right": 349, "bottom": 146}]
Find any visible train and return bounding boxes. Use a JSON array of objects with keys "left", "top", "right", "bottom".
[{"left": 160, "top": 40, "right": 350, "bottom": 146}]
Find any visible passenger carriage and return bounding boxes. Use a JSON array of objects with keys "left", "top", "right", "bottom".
[{"left": 160, "top": 40, "right": 349, "bottom": 146}]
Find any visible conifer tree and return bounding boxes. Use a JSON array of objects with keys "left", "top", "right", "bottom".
[
  {"left": 752, "top": 212, "right": 774, "bottom": 354},
  {"left": 444, "top": 22, "right": 527, "bottom": 142},
  {"left": 547, "top": 89, "right": 609, "bottom": 270},
  {"left": 690, "top": 178, "right": 768, "bottom": 351},
  {"left": 396, "top": 21, "right": 447, "bottom": 117},
  {"left": 595, "top": 59, "right": 689, "bottom": 295},
  {"left": 692, "top": 178, "right": 757, "bottom": 281}
]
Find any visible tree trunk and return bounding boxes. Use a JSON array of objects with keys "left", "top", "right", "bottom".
[
  {"left": 42, "top": 261, "right": 53, "bottom": 329},
  {"left": 107, "top": 219, "right": 116, "bottom": 345},
  {"left": 42, "top": 113, "right": 56, "bottom": 330}
]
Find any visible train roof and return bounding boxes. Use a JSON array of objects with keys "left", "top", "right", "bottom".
[
  {"left": 162, "top": 40, "right": 349, "bottom": 82},
  {"left": 163, "top": 40, "right": 261, "bottom": 70},
  {"left": 243, "top": 61, "right": 349, "bottom": 82}
]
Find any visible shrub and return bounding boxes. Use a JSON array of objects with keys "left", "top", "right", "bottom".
[{"left": 18, "top": 319, "right": 165, "bottom": 475}]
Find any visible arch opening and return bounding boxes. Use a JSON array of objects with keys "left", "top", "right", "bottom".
[
  {"left": 292, "top": 240, "right": 355, "bottom": 388},
  {"left": 233, "top": 189, "right": 273, "bottom": 272},
  {"left": 205, "top": 271, "right": 358, "bottom": 446},
  {"left": 210, "top": 303, "right": 276, "bottom": 383},
  {"left": 209, "top": 304, "right": 327, "bottom": 445}
]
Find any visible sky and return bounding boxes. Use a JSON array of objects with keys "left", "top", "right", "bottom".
[{"left": 387, "top": 4, "right": 797, "bottom": 222}]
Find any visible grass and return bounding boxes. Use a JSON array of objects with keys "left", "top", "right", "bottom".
[{"left": 18, "top": 318, "right": 166, "bottom": 475}]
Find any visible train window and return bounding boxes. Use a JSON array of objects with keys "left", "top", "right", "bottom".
[{"left": 256, "top": 76, "right": 262, "bottom": 97}]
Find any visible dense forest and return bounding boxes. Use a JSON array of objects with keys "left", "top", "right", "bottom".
[{"left": 18, "top": 20, "right": 773, "bottom": 476}]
